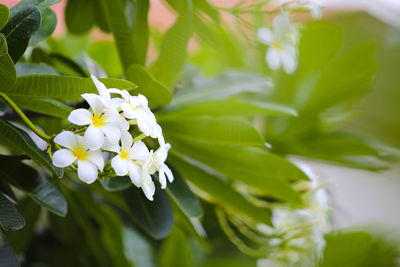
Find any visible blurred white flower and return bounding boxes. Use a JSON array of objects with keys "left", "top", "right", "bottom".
[
  {"left": 150, "top": 143, "right": 174, "bottom": 189},
  {"left": 296, "top": 0, "right": 322, "bottom": 19},
  {"left": 258, "top": 14, "right": 299, "bottom": 74},
  {"left": 52, "top": 131, "right": 104, "bottom": 184}
]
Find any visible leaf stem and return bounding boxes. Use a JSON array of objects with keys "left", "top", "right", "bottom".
[{"left": 0, "top": 92, "right": 51, "bottom": 141}]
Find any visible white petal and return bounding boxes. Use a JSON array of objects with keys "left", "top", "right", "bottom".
[
  {"left": 137, "top": 94, "right": 148, "bottom": 107},
  {"left": 102, "top": 137, "right": 120, "bottom": 153},
  {"left": 68, "top": 109, "right": 92, "bottom": 125},
  {"left": 52, "top": 149, "right": 76, "bottom": 167},
  {"left": 54, "top": 131, "right": 78, "bottom": 150},
  {"left": 91, "top": 74, "right": 110, "bottom": 101},
  {"left": 127, "top": 161, "right": 141, "bottom": 187},
  {"left": 129, "top": 140, "right": 149, "bottom": 161},
  {"left": 84, "top": 124, "right": 104, "bottom": 150},
  {"left": 77, "top": 160, "right": 98, "bottom": 184},
  {"left": 141, "top": 173, "right": 155, "bottom": 201},
  {"left": 310, "top": 4, "right": 322, "bottom": 19},
  {"left": 258, "top": 27, "right": 274, "bottom": 45},
  {"left": 158, "top": 171, "right": 167, "bottom": 189},
  {"left": 121, "top": 131, "right": 133, "bottom": 151},
  {"left": 121, "top": 103, "right": 137, "bottom": 119},
  {"left": 266, "top": 48, "right": 281, "bottom": 70},
  {"left": 87, "top": 149, "right": 104, "bottom": 172},
  {"left": 82, "top": 93, "right": 107, "bottom": 115},
  {"left": 111, "top": 155, "right": 128, "bottom": 176},
  {"left": 273, "top": 14, "right": 292, "bottom": 36},
  {"left": 102, "top": 125, "right": 121, "bottom": 145},
  {"left": 281, "top": 47, "right": 297, "bottom": 74}
]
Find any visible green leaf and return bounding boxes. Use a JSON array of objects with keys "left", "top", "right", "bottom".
[
  {"left": 65, "top": 0, "right": 95, "bottom": 34},
  {"left": 170, "top": 155, "right": 271, "bottom": 224},
  {"left": 164, "top": 98, "right": 297, "bottom": 118},
  {"left": 15, "top": 62, "right": 58, "bottom": 75},
  {"left": 6, "top": 197, "right": 41, "bottom": 253},
  {"left": 133, "top": 0, "right": 149, "bottom": 65},
  {"left": 2, "top": 75, "right": 136, "bottom": 98},
  {"left": 164, "top": 171, "right": 203, "bottom": 218},
  {"left": 0, "top": 5, "right": 41, "bottom": 62},
  {"left": 126, "top": 64, "right": 173, "bottom": 107},
  {"left": 160, "top": 117, "right": 265, "bottom": 147},
  {"left": 10, "top": 0, "right": 61, "bottom": 14},
  {"left": 88, "top": 41, "right": 123, "bottom": 78},
  {"left": 0, "top": 34, "right": 16, "bottom": 90},
  {"left": 193, "top": 0, "right": 219, "bottom": 22},
  {"left": 11, "top": 97, "right": 73, "bottom": 118},
  {"left": 123, "top": 185, "right": 174, "bottom": 239},
  {"left": 171, "top": 71, "right": 272, "bottom": 107},
  {"left": 123, "top": 227, "right": 156, "bottom": 267},
  {"left": 0, "top": 4, "right": 9, "bottom": 31},
  {"left": 0, "top": 180, "right": 16, "bottom": 203},
  {"left": 159, "top": 227, "right": 193, "bottom": 267},
  {"left": 320, "top": 231, "right": 373, "bottom": 267},
  {"left": 0, "top": 234, "right": 19, "bottom": 267},
  {"left": 170, "top": 138, "right": 305, "bottom": 204},
  {"left": 151, "top": 2, "right": 193, "bottom": 88},
  {"left": 0, "top": 159, "right": 67, "bottom": 216},
  {"left": 29, "top": 7, "right": 57, "bottom": 45},
  {"left": 99, "top": 0, "right": 137, "bottom": 71},
  {"left": 0, "top": 193, "right": 25, "bottom": 231},
  {"left": 0, "top": 119, "right": 63, "bottom": 178},
  {"left": 100, "top": 176, "right": 132, "bottom": 192}
]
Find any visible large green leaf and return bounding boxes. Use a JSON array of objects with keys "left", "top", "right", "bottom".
[
  {"left": 1, "top": 75, "right": 136, "bottom": 98},
  {"left": 0, "top": 34, "right": 16, "bottom": 90},
  {"left": 65, "top": 0, "right": 95, "bottom": 34},
  {"left": 159, "top": 227, "right": 193, "bottom": 267},
  {"left": 88, "top": 41, "right": 123, "bottom": 78},
  {"left": 11, "top": 97, "right": 73, "bottom": 118},
  {"left": 15, "top": 62, "right": 58, "bottom": 75},
  {"left": 0, "top": 4, "right": 9, "bottom": 31},
  {"left": 170, "top": 155, "right": 271, "bottom": 224},
  {"left": 123, "top": 185, "right": 174, "bottom": 239},
  {"left": 0, "top": 159, "right": 67, "bottom": 216},
  {"left": 99, "top": 0, "right": 136, "bottom": 71},
  {"left": 0, "top": 5, "right": 41, "bottom": 62},
  {"left": 0, "top": 180, "right": 16, "bottom": 203},
  {"left": 0, "top": 234, "right": 19, "bottom": 267},
  {"left": 30, "top": 7, "right": 57, "bottom": 45},
  {"left": 163, "top": 98, "right": 297, "bottom": 118},
  {"left": 100, "top": 176, "right": 132, "bottom": 192},
  {"left": 0, "top": 193, "right": 25, "bottom": 231},
  {"left": 161, "top": 117, "right": 265, "bottom": 147},
  {"left": 164, "top": 171, "right": 203, "bottom": 218},
  {"left": 133, "top": 0, "right": 149, "bottom": 65},
  {"left": 126, "top": 64, "right": 172, "bottom": 107},
  {"left": 0, "top": 119, "right": 63, "bottom": 178},
  {"left": 170, "top": 138, "right": 305, "bottom": 204},
  {"left": 123, "top": 227, "right": 156, "bottom": 267},
  {"left": 151, "top": 2, "right": 193, "bottom": 88}
]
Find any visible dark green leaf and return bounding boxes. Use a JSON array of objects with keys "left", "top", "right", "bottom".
[
  {"left": 170, "top": 155, "right": 271, "bottom": 224},
  {"left": 123, "top": 227, "right": 156, "bottom": 267},
  {"left": 0, "top": 4, "right": 9, "bottom": 31},
  {"left": 133, "top": 0, "right": 149, "bottom": 65},
  {"left": 0, "top": 159, "right": 67, "bottom": 216},
  {"left": 126, "top": 64, "right": 173, "bottom": 107},
  {"left": 101, "top": 176, "right": 132, "bottom": 192},
  {"left": 123, "top": 185, "right": 174, "bottom": 239},
  {"left": 170, "top": 138, "right": 305, "bottom": 204},
  {"left": 0, "top": 193, "right": 25, "bottom": 231},
  {"left": 0, "top": 119, "right": 63, "bottom": 178},
  {"left": 10, "top": 0, "right": 61, "bottom": 14},
  {"left": 0, "top": 234, "right": 19, "bottom": 267},
  {"left": 164, "top": 98, "right": 297, "bottom": 118},
  {"left": 1, "top": 5, "right": 41, "bottom": 62},
  {"left": 0, "top": 34, "right": 16, "bottom": 90},
  {"left": 160, "top": 117, "right": 265, "bottom": 147},
  {"left": 0, "top": 180, "right": 16, "bottom": 203},
  {"left": 164, "top": 170, "right": 203, "bottom": 218},
  {"left": 11, "top": 97, "right": 73, "bottom": 118},
  {"left": 30, "top": 7, "right": 57, "bottom": 45},
  {"left": 2, "top": 75, "right": 136, "bottom": 98},
  {"left": 159, "top": 227, "right": 193, "bottom": 267},
  {"left": 65, "top": 0, "right": 95, "bottom": 34}
]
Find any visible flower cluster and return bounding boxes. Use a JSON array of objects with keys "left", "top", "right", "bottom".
[{"left": 52, "top": 75, "right": 173, "bottom": 201}]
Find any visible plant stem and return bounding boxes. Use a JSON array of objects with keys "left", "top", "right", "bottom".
[
  {"left": 133, "top": 133, "right": 147, "bottom": 142},
  {"left": 0, "top": 92, "right": 51, "bottom": 141}
]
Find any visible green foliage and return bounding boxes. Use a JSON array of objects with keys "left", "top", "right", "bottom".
[
  {"left": 0, "top": 4, "right": 9, "bottom": 31},
  {"left": 0, "top": 34, "right": 16, "bottom": 90},
  {"left": 0, "top": 234, "right": 19, "bottom": 267},
  {"left": 0, "top": 193, "right": 25, "bottom": 231},
  {"left": 88, "top": 40, "right": 123, "bottom": 78}
]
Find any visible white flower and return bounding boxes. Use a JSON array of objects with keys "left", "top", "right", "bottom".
[
  {"left": 90, "top": 74, "right": 124, "bottom": 109},
  {"left": 52, "top": 131, "right": 104, "bottom": 184},
  {"left": 296, "top": 0, "right": 322, "bottom": 19},
  {"left": 68, "top": 93, "right": 128, "bottom": 150},
  {"left": 151, "top": 143, "right": 174, "bottom": 189},
  {"left": 118, "top": 90, "right": 163, "bottom": 141},
  {"left": 258, "top": 14, "right": 299, "bottom": 74}
]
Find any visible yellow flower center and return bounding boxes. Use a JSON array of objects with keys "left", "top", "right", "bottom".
[
  {"left": 91, "top": 113, "right": 105, "bottom": 127},
  {"left": 73, "top": 146, "right": 88, "bottom": 161},
  {"left": 120, "top": 150, "right": 129, "bottom": 160},
  {"left": 273, "top": 42, "right": 282, "bottom": 50}
]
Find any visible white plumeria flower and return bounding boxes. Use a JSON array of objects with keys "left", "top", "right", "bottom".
[
  {"left": 296, "top": 0, "right": 322, "bottom": 19},
  {"left": 118, "top": 90, "right": 163, "bottom": 141},
  {"left": 150, "top": 143, "right": 174, "bottom": 189},
  {"left": 140, "top": 152, "right": 156, "bottom": 201},
  {"left": 258, "top": 14, "right": 299, "bottom": 74},
  {"left": 52, "top": 131, "right": 104, "bottom": 184},
  {"left": 68, "top": 92, "right": 128, "bottom": 150},
  {"left": 90, "top": 74, "right": 124, "bottom": 109}
]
